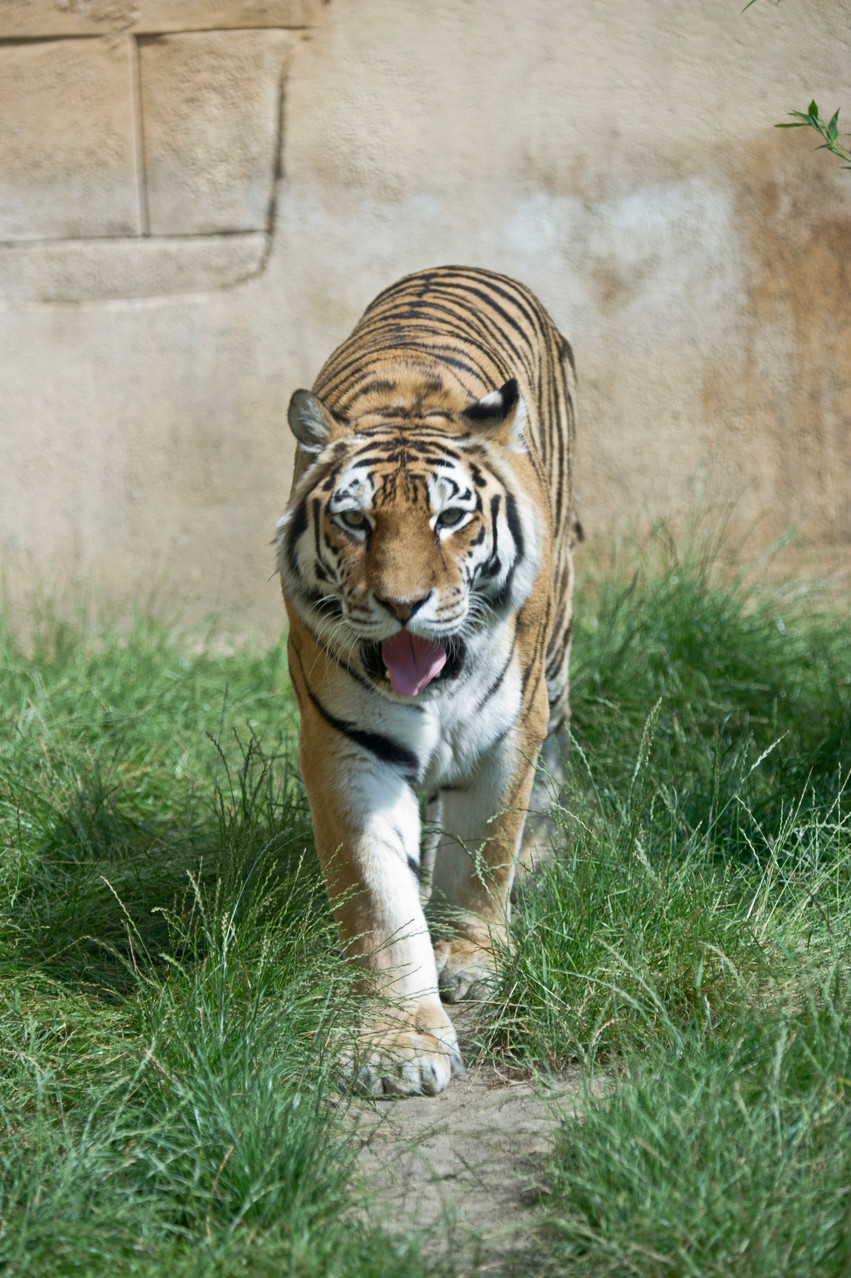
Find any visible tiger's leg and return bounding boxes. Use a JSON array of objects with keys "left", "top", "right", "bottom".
[
  {"left": 299, "top": 721, "right": 463, "bottom": 1096},
  {"left": 519, "top": 542, "right": 578, "bottom": 876},
  {"left": 516, "top": 721, "right": 571, "bottom": 882},
  {"left": 429, "top": 746, "right": 540, "bottom": 1003},
  {"left": 418, "top": 790, "right": 442, "bottom": 907}
]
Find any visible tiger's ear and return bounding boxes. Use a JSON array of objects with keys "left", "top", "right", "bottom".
[
  {"left": 287, "top": 389, "right": 341, "bottom": 457},
  {"left": 462, "top": 378, "right": 528, "bottom": 453}
]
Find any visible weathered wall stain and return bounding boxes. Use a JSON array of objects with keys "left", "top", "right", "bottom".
[{"left": 701, "top": 139, "right": 851, "bottom": 545}]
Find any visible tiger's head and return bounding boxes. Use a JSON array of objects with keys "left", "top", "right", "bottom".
[{"left": 277, "top": 377, "right": 546, "bottom": 699}]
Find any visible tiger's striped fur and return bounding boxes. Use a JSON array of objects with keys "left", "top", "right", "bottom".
[{"left": 277, "top": 266, "right": 577, "bottom": 1096}]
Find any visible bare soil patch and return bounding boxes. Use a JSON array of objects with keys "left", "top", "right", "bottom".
[{"left": 347, "top": 1013, "right": 596, "bottom": 1274}]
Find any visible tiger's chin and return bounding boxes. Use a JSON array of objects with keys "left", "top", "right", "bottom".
[{"left": 361, "top": 637, "right": 467, "bottom": 696}]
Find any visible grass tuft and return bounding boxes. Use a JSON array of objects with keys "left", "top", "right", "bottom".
[
  {"left": 543, "top": 965, "right": 851, "bottom": 1276},
  {"left": 0, "top": 607, "right": 436, "bottom": 1276},
  {"left": 485, "top": 525, "right": 851, "bottom": 1274}
]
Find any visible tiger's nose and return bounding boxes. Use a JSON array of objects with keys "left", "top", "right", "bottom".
[{"left": 374, "top": 591, "right": 432, "bottom": 623}]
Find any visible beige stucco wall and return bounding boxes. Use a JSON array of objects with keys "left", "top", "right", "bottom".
[{"left": 1, "top": 0, "right": 849, "bottom": 634}]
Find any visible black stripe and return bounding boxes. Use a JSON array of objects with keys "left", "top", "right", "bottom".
[
  {"left": 358, "top": 377, "right": 398, "bottom": 395},
  {"left": 475, "top": 628, "right": 517, "bottom": 711},
  {"left": 301, "top": 588, "right": 342, "bottom": 619},
  {"left": 349, "top": 456, "right": 386, "bottom": 470},
  {"left": 445, "top": 268, "right": 550, "bottom": 346},
  {"left": 489, "top": 493, "right": 524, "bottom": 606},
  {"left": 318, "top": 338, "right": 485, "bottom": 397},
  {"left": 407, "top": 283, "right": 534, "bottom": 379},
  {"left": 504, "top": 492, "right": 524, "bottom": 560},
  {"left": 327, "top": 644, "right": 377, "bottom": 693},
  {"left": 286, "top": 496, "right": 308, "bottom": 580},
  {"left": 291, "top": 622, "right": 374, "bottom": 695},
  {"left": 520, "top": 605, "right": 552, "bottom": 708},
  {"left": 312, "top": 498, "right": 328, "bottom": 571},
  {"left": 292, "top": 644, "right": 419, "bottom": 780},
  {"left": 364, "top": 297, "right": 501, "bottom": 354},
  {"left": 428, "top": 280, "right": 533, "bottom": 361},
  {"left": 481, "top": 493, "right": 502, "bottom": 578}
]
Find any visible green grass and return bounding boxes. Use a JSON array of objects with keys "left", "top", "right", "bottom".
[
  {"left": 488, "top": 527, "right": 851, "bottom": 1275},
  {"left": 542, "top": 972, "right": 851, "bottom": 1277},
  {"left": 0, "top": 610, "right": 436, "bottom": 1276},
  {"left": 1, "top": 526, "right": 849, "bottom": 1275}
]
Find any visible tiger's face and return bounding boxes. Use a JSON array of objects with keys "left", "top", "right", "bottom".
[{"left": 278, "top": 379, "right": 545, "bottom": 699}]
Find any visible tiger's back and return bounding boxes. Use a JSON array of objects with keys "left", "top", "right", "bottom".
[{"left": 278, "top": 266, "right": 577, "bottom": 1097}]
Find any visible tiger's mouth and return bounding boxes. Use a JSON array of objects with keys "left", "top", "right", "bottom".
[{"left": 362, "top": 634, "right": 466, "bottom": 696}]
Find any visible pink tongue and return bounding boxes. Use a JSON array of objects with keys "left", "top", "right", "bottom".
[{"left": 381, "top": 631, "right": 447, "bottom": 697}]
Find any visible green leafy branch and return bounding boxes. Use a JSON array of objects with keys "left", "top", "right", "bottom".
[
  {"left": 776, "top": 100, "right": 851, "bottom": 168},
  {"left": 741, "top": 6, "right": 849, "bottom": 171}
]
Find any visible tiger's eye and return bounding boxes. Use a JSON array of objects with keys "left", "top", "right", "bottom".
[
  {"left": 339, "top": 509, "right": 367, "bottom": 530},
  {"left": 437, "top": 508, "right": 465, "bottom": 528}
]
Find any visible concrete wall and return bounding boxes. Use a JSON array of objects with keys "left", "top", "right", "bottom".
[{"left": 1, "top": 0, "right": 849, "bottom": 634}]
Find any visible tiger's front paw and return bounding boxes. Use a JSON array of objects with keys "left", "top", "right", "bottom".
[
  {"left": 433, "top": 938, "right": 499, "bottom": 1004},
  {"left": 344, "top": 1000, "right": 464, "bottom": 1097}
]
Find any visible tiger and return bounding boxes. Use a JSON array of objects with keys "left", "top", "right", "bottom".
[{"left": 276, "top": 265, "right": 577, "bottom": 1097}]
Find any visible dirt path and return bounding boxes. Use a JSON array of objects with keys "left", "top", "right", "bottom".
[{"left": 348, "top": 1014, "right": 593, "bottom": 1274}]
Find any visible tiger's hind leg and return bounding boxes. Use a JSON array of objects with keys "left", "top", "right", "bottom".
[
  {"left": 515, "top": 722, "right": 571, "bottom": 886},
  {"left": 517, "top": 522, "right": 579, "bottom": 881},
  {"left": 517, "top": 658, "right": 573, "bottom": 882},
  {"left": 418, "top": 790, "right": 442, "bottom": 907}
]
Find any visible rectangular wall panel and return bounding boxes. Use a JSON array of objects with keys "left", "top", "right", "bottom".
[{"left": 0, "top": 37, "right": 140, "bottom": 242}]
